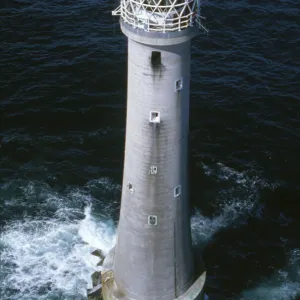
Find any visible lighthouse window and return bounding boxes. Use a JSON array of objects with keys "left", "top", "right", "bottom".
[
  {"left": 148, "top": 215, "right": 158, "bottom": 226},
  {"left": 174, "top": 185, "right": 181, "bottom": 197},
  {"left": 149, "top": 165, "right": 158, "bottom": 175},
  {"left": 128, "top": 183, "right": 133, "bottom": 193},
  {"left": 175, "top": 79, "right": 183, "bottom": 91},
  {"left": 151, "top": 51, "right": 161, "bottom": 66},
  {"left": 149, "top": 111, "right": 161, "bottom": 123}
]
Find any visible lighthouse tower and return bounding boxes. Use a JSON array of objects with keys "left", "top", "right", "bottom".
[{"left": 101, "top": 0, "right": 206, "bottom": 299}]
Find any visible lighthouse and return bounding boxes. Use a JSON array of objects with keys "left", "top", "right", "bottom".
[{"left": 101, "top": 0, "right": 206, "bottom": 299}]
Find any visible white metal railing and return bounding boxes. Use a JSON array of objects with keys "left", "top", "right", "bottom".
[{"left": 112, "top": 0, "right": 208, "bottom": 33}]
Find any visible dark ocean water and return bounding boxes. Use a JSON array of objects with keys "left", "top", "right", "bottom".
[{"left": 0, "top": 0, "right": 300, "bottom": 299}]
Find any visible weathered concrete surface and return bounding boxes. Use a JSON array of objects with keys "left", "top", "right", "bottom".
[
  {"left": 176, "top": 272, "right": 206, "bottom": 300},
  {"left": 107, "top": 24, "right": 205, "bottom": 299},
  {"left": 102, "top": 270, "right": 126, "bottom": 300},
  {"left": 103, "top": 8, "right": 205, "bottom": 300},
  {"left": 101, "top": 248, "right": 125, "bottom": 300},
  {"left": 101, "top": 26, "right": 205, "bottom": 300},
  {"left": 101, "top": 267, "right": 206, "bottom": 300}
]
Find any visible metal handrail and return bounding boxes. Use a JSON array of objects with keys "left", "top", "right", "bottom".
[{"left": 112, "top": 0, "right": 206, "bottom": 33}]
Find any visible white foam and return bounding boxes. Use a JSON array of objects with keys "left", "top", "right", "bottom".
[
  {"left": 0, "top": 163, "right": 284, "bottom": 299},
  {"left": 0, "top": 204, "right": 116, "bottom": 300},
  {"left": 79, "top": 206, "right": 116, "bottom": 255}
]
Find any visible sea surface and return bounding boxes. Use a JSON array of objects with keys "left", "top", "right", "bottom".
[{"left": 0, "top": 0, "right": 299, "bottom": 299}]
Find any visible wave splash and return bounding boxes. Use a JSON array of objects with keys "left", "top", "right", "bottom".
[
  {"left": 0, "top": 180, "right": 116, "bottom": 300},
  {"left": 0, "top": 163, "right": 297, "bottom": 300}
]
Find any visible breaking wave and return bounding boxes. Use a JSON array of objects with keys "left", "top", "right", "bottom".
[
  {"left": 0, "top": 162, "right": 297, "bottom": 300},
  {"left": 0, "top": 180, "right": 116, "bottom": 300}
]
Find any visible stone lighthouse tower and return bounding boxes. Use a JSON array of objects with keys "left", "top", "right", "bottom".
[{"left": 101, "top": 0, "right": 206, "bottom": 299}]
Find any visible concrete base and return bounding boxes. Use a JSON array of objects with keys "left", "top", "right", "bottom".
[{"left": 101, "top": 248, "right": 206, "bottom": 300}]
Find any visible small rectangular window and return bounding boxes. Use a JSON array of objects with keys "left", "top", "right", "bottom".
[
  {"left": 174, "top": 185, "right": 181, "bottom": 197},
  {"left": 175, "top": 79, "right": 183, "bottom": 91},
  {"left": 148, "top": 215, "right": 158, "bottom": 226},
  {"left": 149, "top": 111, "right": 160, "bottom": 123},
  {"left": 151, "top": 51, "right": 161, "bottom": 66},
  {"left": 149, "top": 165, "right": 158, "bottom": 175},
  {"left": 128, "top": 183, "right": 133, "bottom": 193}
]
